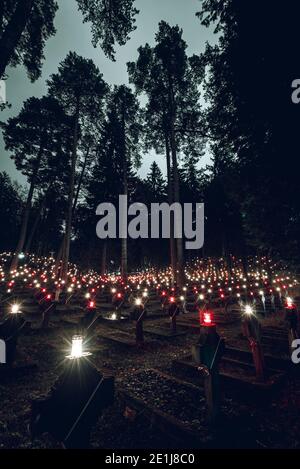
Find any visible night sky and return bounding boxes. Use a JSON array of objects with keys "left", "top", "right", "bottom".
[{"left": 0, "top": 0, "right": 216, "bottom": 186}]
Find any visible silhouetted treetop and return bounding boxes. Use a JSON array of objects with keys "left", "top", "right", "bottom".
[
  {"left": 0, "top": 0, "right": 58, "bottom": 80},
  {"left": 77, "top": 0, "right": 139, "bottom": 60}
]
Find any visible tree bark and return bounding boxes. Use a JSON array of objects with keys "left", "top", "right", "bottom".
[
  {"left": 10, "top": 142, "right": 43, "bottom": 271},
  {"left": 73, "top": 145, "right": 90, "bottom": 211},
  {"left": 54, "top": 241, "right": 63, "bottom": 278},
  {"left": 168, "top": 77, "right": 185, "bottom": 288},
  {"left": 54, "top": 145, "right": 89, "bottom": 278},
  {"left": 24, "top": 181, "right": 54, "bottom": 252},
  {"left": 0, "top": 3, "right": 4, "bottom": 37},
  {"left": 120, "top": 103, "right": 128, "bottom": 282},
  {"left": 0, "top": 0, "right": 34, "bottom": 78},
  {"left": 24, "top": 207, "right": 42, "bottom": 253},
  {"left": 101, "top": 241, "right": 107, "bottom": 275},
  {"left": 121, "top": 154, "right": 128, "bottom": 281},
  {"left": 61, "top": 100, "right": 80, "bottom": 282},
  {"left": 165, "top": 135, "right": 177, "bottom": 285},
  {"left": 170, "top": 129, "right": 185, "bottom": 287}
]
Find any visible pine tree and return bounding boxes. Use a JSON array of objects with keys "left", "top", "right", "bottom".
[
  {"left": 102, "top": 85, "right": 141, "bottom": 279},
  {"left": 0, "top": 1, "right": 58, "bottom": 80},
  {"left": 145, "top": 161, "right": 167, "bottom": 203},
  {"left": 47, "top": 51, "right": 108, "bottom": 282},
  {"left": 1, "top": 95, "right": 71, "bottom": 270},
  {"left": 0, "top": 0, "right": 139, "bottom": 80},
  {"left": 198, "top": 0, "right": 300, "bottom": 266},
  {"left": 0, "top": 172, "right": 23, "bottom": 251},
  {"left": 76, "top": 0, "right": 139, "bottom": 60},
  {"left": 84, "top": 87, "right": 141, "bottom": 276},
  {"left": 128, "top": 21, "right": 205, "bottom": 286}
]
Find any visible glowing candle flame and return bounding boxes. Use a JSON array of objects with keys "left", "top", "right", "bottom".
[
  {"left": 202, "top": 311, "right": 213, "bottom": 325},
  {"left": 11, "top": 304, "right": 21, "bottom": 314},
  {"left": 71, "top": 335, "right": 83, "bottom": 358},
  {"left": 244, "top": 305, "right": 253, "bottom": 316}
]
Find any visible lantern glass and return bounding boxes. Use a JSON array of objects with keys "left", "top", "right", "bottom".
[
  {"left": 67, "top": 335, "right": 91, "bottom": 359},
  {"left": 244, "top": 305, "right": 253, "bottom": 316},
  {"left": 71, "top": 335, "right": 83, "bottom": 358},
  {"left": 11, "top": 304, "right": 21, "bottom": 314},
  {"left": 203, "top": 312, "right": 212, "bottom": 325},
  {"left": 200, "top": 309, "right": 214, "bottom": 326}
]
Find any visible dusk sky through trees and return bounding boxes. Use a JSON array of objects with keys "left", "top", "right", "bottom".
[{"left": 0, "top": 0, "right": 215, "bottom": 184}]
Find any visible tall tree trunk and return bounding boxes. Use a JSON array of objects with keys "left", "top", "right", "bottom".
[
  {"left": 54, "top": 146, "right": 88, "bottom": 278},
  {"left": 0, "top": 0, "right": 34, "bottom": 78},
  {"left": 54, "top": 242, "right": 63, "bottom": 278},
  {"left": 101, "top": 241, "right": 107, "bottom": 275},
  {"left": 120, "top": 101, "right": 128, "bottom": 282},
  {"left": 121, "top": 157, "right": 128, "bottom": 281},
  {"left": 170, "top": 129, "right": 185, "bottom": 287},
  {"left": 37, "top": 241, "right": 42, "bottom": 257},
  {"left": 221, "top": 225, "right": 227, "bottom": 258},
  {"left": 165, "top": 135, "right": 177, "bottom": 284},
  {"left": 73, "top": 145, "right": 90, "bottom": 210},
  {"left": 10, "top": 143, "right": 43, "bottom": 271},
  {"left": 169, "top": 75, "right": 185, "bottom": 288},
  {"left": 0, "top": 3, "right": 4, "bottom": 31},
  {"left": 61, "top": 100, "right": 80, "bottom": 282},
  {"left": 24, "top": 208, "right": 42, "bottom": 253},
  {"left": 24, "top": 181, "right": 54, "bottom": 252},
  {"left": 168, "top": 77, "right": 185, "bottom": 288}
]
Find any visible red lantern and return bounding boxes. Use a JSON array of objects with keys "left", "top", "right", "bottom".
[
  {"left": 88, "top": 301, "right": 95, "bottom": 309},
  {"left": 200, "top": 310, "right": 215, "bottom": 326},
  {"left": 286, "top": 297, "right": 295, "bottom": 310}
]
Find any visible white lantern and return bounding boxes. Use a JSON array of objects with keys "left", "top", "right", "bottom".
[
  {"left": 244, "top": 305, "right": 253, "bottom": 316},
  {"left": 67, "top": 335, "right": 90, "bottom": 359},
  {"left": 11, "top": 304, "right": 21, "bottom": 314}
]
